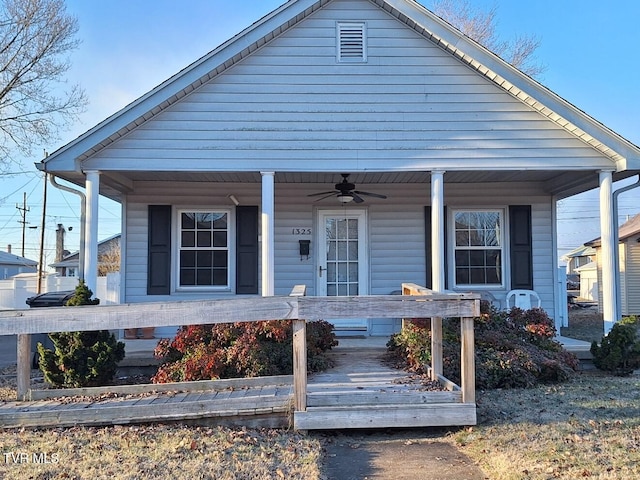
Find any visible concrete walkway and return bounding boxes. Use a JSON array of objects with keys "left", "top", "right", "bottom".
[{"left": 319, "top": 337, "right": 487, "bottom": 479}]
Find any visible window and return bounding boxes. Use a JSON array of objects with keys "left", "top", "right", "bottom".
[
  {"left": 178, "top": 210, "right": 229, "bottom": 288},
  {"left": 453, "top": 210, "right": 504, "bottom": 287},
  {"left": 337, "top": 22, "right": 367, "bottom": 62}
]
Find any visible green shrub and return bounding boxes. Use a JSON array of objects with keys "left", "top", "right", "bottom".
[
  {"left": 387, "top": 302, "right": 579, "bottom": 389},
  {"left": 152, "top": 320, "right": 338, "bottom": 383},
  {"left": 37, "top": 280, "right": 125, "bottom": 388},
  {"left": 590, "top": 316, "right": 640, "bottom": 376}
]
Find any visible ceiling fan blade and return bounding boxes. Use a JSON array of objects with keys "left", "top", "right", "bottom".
[
  {"left": 314, "top": 192, "right": 338, "bottom": 202},
  {"left": 354, "top": 190, "right": 387, "bottom": 199},
  {"left": 308, "top": 190, "right": 338, "bottom": 197},
  {"left": 351, "top": 192, "right": 365, "bottom": 203}
]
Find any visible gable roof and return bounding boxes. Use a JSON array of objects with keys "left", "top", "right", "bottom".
[
  {"left": 49, "top": 234, "right": 120, "bottom": 268},
  {"left": 616, "top": 214, "right": 640, "bottom": 242},
  {"left": 0, "top": 251, "right": 38, "bottom": 267},
  {"left": 560, "top": 244, "right": 597, "bottom": 262},
  {"left": 39, "top": 0, "right": 640, "bottom": 178},
  {"left": 586, "top": 213, "right": 640, "bottom": 247}
]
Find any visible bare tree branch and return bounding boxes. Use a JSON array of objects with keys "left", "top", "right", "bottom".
[
  {"left": 0, "top": 0, "right": 87, "bottom": 161},
  {"left": 430, "top": 0, "right": 546, "bottom": 78}
]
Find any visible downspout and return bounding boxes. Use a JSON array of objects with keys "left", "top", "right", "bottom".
[
  {"left": 612, "top": 174, "right": 640, "bottom": 320},
  {"left": 49, "top": 175, "right": 86, "bottom": 281}
]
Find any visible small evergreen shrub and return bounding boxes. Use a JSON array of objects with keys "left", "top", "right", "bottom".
[
  {"left": 37, "top": 281, "right": 125, "bottom": 388},
  {"left": 590, "top": 316, "right": 640, "bottom": 376},
  {"left": 152, "top": 320, "right": 338, "bottom": 383},
  {"left": 387, "top": 302, "right": 579, "bottom": 389}
]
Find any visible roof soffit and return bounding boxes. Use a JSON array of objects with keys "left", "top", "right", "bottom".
[{"left": 43, "top": 0, "right": 640, "bottom": 172}]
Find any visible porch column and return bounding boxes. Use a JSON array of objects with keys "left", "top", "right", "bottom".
[
  {"left": 261, "top": 171, "right": 275, "bottom": 296},
  {"left": 599, "top": 170, "right": 617, "bottom": 334},
  {"left": 430, "top": 170, "right": 445, "bottom": 382},
  {"left": 431, "top": 170, "right": 446, "bottom": 292},
  {"left": 84, "top": 170, "right": 100, "bottom": 296}
]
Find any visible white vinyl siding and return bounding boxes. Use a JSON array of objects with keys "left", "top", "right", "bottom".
[
  {"left": 626, "top": 240, "right": 640, "bottom": 315},
  {"left": 86, "top": 0, "right": 606, "bottom": 173}
]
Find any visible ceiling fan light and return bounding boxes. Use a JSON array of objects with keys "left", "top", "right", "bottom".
[{"left": 337, "top": 193, "right": 353, "bottom": 204}]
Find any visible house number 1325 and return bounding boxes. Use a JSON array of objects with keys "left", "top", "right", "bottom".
[{"left": 292, "top": 228, "right": 311, "bottom": 235}]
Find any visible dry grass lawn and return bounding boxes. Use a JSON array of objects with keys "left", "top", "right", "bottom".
[
  {"left": 448, "top": 370, "right": 640, "bottom": 479},
  {"left": 0, "top": 424, "right": 321, "bottom": 480}
]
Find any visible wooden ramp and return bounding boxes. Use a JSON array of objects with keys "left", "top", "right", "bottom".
[
  {"left": 0, "top": 376, "right": 293, "bottom": 429},
  {"left": 294, "top": 342, "right": 476, "bottom": 430},
  {"left": 0, "top": 342, "right": 475, "bottom": 430}
]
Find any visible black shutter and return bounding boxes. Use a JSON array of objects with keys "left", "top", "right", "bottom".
[
  {"left": 509, "top": 205, "right": 533, "bottom": 290},
  {"left": 236, "top": 206, "right": 259, "bottom": 294},
  {"left": 425, "top": 206, "right": 448, "bottom": 290},
  {"left": 147, "top": 205, "right": 171, "bottom": 295}
]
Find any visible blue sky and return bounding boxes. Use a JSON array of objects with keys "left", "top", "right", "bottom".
[{"left": 0, "top": 0, "right": 638, "bottom": 265}]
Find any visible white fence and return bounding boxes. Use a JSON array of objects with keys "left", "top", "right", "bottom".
[{"left": 0, "top": 273, "right": 120, "bottom": 310}]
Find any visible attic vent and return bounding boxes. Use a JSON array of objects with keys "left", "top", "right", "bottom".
[{"left": 337, "top": 22, "right": 367, "bottom": 62}]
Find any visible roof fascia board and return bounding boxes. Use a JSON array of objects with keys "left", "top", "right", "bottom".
[
  {"left": 43, "top": 0, "right": 323, "bottom": 171},
  {"left": 383, "top": 0, "right": 640, "bottom": 169}
]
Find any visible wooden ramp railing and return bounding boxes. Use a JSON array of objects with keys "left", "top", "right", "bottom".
[{"left": 0, "top": 284, "right": 480, "bottom": 430}]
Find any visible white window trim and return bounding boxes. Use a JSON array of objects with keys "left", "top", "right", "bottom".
[
  {"left": 173, "top": 207, "right": 235, "bottom": 293},
  {"left": 449, "top": 207, "right": 507, "bottom": 290},
  {"left": 336, "top": 21, "right": 367, "bottom": 63}
]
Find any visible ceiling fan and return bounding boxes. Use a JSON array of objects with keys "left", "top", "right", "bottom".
[{"left": 307, "top": 174, "right": 388, "bottom": 204}]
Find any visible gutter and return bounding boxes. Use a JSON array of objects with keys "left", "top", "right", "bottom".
[{"left": 49, "top": 176, "right": 86, "bottom": 281}]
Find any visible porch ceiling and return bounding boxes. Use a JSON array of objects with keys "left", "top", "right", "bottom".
[
  {"left": 87, "top": 169, "right": 619, "bottom": 203},
  {"left": 104, "top": 170, "right": 569, "bottom": 185}
]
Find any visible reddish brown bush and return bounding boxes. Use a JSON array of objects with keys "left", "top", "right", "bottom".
[
  {"left": 387, "top": 303, "right": 579, "bottom": 389},
  {"left": 152, "top": 320, "right": 337, "bottom": 383}
]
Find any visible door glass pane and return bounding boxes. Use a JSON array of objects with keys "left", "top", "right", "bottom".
[
  {"left": 337, "top": 219, "right": 347, "bottom": 239},
  {"left": 348, "top": 219, "right": 358, "bottom": 239},
  {"left": 348, "top": 262, "right": 358, "bottom": 282},
  {"left": 327, "top": 241, "right": 336, "bottom": 261},
  {"left": 327, "top": 263, "right": 336, "bottom": 282},
  {"left": 337, "top": 241, "right": 347, "bottom": 260},
  {"left": 338, "top": 263, "right": 347, "bottom": 282},
  {"left": 348, "top": 241, "right": 358, "bottom": 260}
]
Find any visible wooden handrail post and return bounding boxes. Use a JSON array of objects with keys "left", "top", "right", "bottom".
[
  {"left": 460, "top": 316, "right": 475, "bottom": 404},
  {"left": 431, "top": 317, "right": 443, "bottom": 381},
  {"left": 16, "top": 334, "right": 31, "bottom": 401},
  {"left": 292, "top": 319, "right": 307, "bottom": 412}
]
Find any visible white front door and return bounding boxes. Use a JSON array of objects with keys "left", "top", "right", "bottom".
[{"left": 317, "top": 210, "right": 369, "bottom": 332}]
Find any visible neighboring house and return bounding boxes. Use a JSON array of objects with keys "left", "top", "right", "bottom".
[
  {"left": 50, "top": 234, "right": 121, "bottom": 278},
  {"left": 36, "top": 0, "right": 640, "bottom": 336},
  {"left": 0, "top": 250, "right": 37, "bottom": 280},
  {"left": 586, "top": 214, "right": 640, "bottom": 317},
  {"left": 561, "top": 245, "right": 596, "bottom": 276},
  {"left": 575, "top": 261, "right": 598, "bottom": 302}
]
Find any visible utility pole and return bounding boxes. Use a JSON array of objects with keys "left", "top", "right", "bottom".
[{"left": 16, "top": 192, "right": 29, "bottom": 257}]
